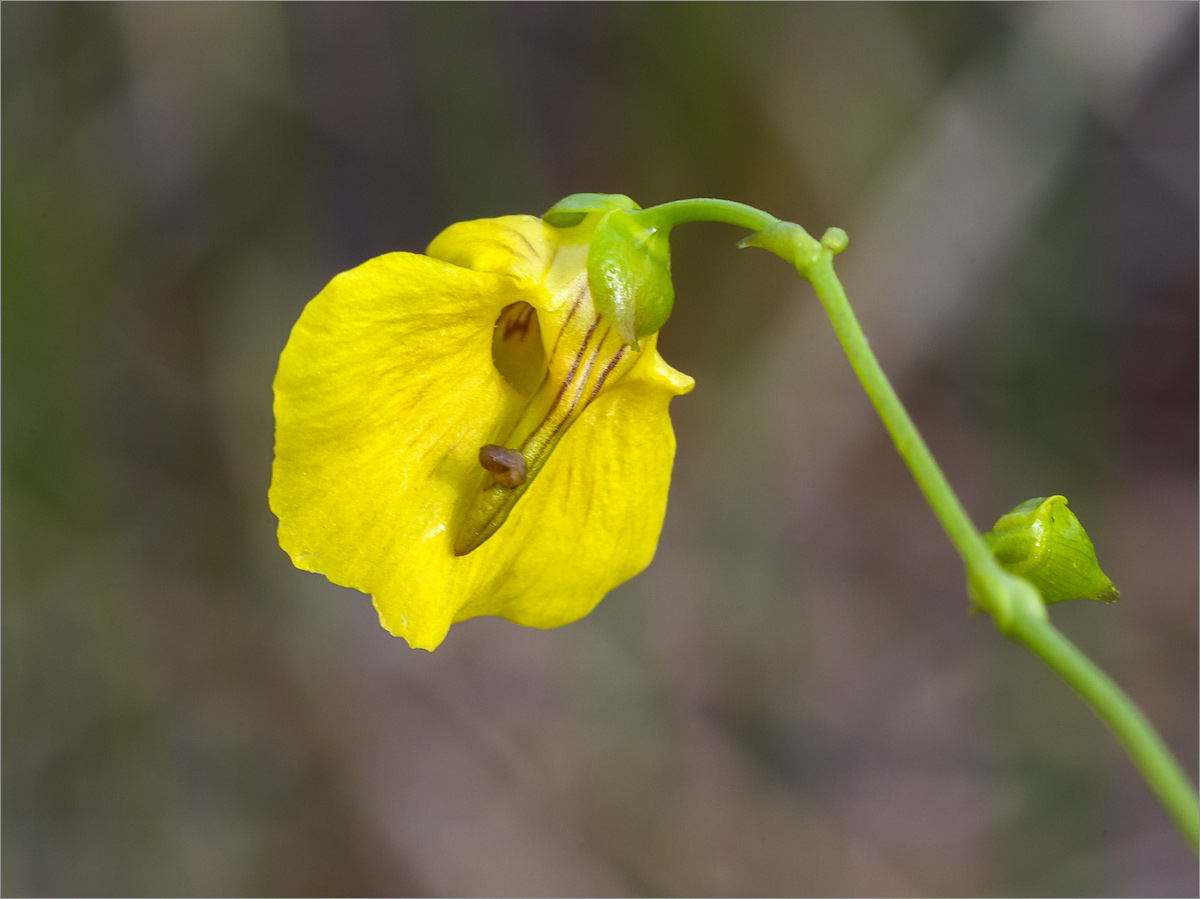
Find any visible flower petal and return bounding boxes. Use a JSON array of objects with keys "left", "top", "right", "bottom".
[
  {"left": 425, "top": 214, "right": 556, "bottom": 286},
  {"left": 271, "top": 218, "right": 694, "bottom": 651},
  {"left": 449, "top": 337, "right": 694, "bottom": 632},
  {"left": 270, "top": 250, "right": 528, "bottom": 647}
]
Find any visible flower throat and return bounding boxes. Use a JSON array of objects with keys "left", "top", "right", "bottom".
[{"left": 453, "top": 281, "right": 636, "bottom": 555}]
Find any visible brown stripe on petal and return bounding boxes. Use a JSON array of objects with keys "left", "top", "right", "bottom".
[
  {"left": 540, "top": 326, "right": 610, "bottom": 451},
  {"left": 510, "top": 229, "right": 540, "bottom": 261},
  {"left": 589, "top": 344, "right": 627, "bottom": 403},
  {"left": 523, "top": 316, "right": 600, "bottom": 452},
  {"left": 547, "top": 281, "right": 587, "bottom": 359}
]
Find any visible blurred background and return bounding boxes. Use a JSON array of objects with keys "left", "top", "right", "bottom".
[{"left": 3, "top": 2, "right": 1197, "bottom": 896}]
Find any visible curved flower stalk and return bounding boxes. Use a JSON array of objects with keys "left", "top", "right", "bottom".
[
  {"left": 270, "top": 209, "right": 692, "bottom": 650},
  {"left": 272, "top": 193, "right": 1196, "bottom": 849}
]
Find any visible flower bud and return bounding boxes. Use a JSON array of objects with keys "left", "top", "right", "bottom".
[{"left": 983, "top": 495, "right": 1119, "bottom": 604}]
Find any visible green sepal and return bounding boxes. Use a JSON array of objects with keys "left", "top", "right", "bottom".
[
  {"left": 983, "top": 495, "right": 1119, "bottom": 604},
  {"left": 543, "top": 193, "right": 639, "bottom": 229},
  {"left": 586, "top": 208, "right": 674, "bottom": 348}
]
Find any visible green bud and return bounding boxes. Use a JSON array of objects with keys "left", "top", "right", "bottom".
[
  {"left": 543, "top": 193, "right": 639, "bottom": 229},
  {"left": 983, "top": 495, "right": 1119, "bottom": 605},
  {"left": 586, "top": 208, "right": 674, "bottom": 349},
  {"left": 820, "top": 227, "right": 849, "bottom": 254}
]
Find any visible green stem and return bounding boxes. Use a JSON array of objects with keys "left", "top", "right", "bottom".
[
  {"left": 637, "top": 198, "right": 778, "bottom": 234},
  {"left": 1012, "top": 614, "right": 1200, "bottom": 847},
  {"left": 797, "top": 242, "right": 1199, "bottom": 852},
  {"left": 647, "top": 200, "right": 1200, "bottom": 851},
  {"left": 804, "top": 250, "right": 997, "bottom": 576}
]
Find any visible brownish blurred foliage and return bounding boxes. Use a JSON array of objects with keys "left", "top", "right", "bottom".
[{"left": 3, "top": 3, "right": 1196, "bottom": 896}]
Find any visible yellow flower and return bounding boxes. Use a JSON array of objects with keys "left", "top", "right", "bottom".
[{"left": 270, "top": 211, "right": 694, "bottom": 650}]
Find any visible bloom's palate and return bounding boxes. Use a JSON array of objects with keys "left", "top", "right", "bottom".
[{"left": 270, "top": 206, "right": 693, "bottom": 650}]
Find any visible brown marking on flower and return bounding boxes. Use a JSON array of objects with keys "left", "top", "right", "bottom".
[
  {"left": 500, "top": 303, "right": 538, "bottom": 340},
  {"left": 479, "top": 444, "right": 528, "bottom": 488}
]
